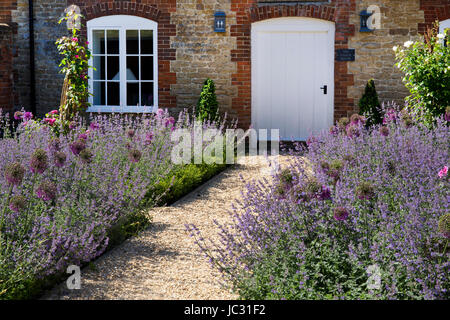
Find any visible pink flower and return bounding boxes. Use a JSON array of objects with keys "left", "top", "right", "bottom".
[
  {"left": 86, "top": 41, "right": 90, "bottom": 45},
  {"left": 75, "top": 55, "right": 79, "bottom": 59},
  {"left": 44, "top": 118, "right": 56, "bottom": 126},
  {"left": 50, "top": 110, "right": 59, "bottom": 115},
  {"left": 72, "top": 37, "right": 78, "bottom": 42},
  {"left": 438, "top": 166, "right": 448, "bottom": 179}
]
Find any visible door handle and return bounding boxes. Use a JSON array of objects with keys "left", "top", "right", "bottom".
[{"left": 320, "top": 85, "right": 328, "bottom": 95}]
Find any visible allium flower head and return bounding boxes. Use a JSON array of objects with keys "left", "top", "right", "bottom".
[
  {"left": 14, "top": 111, "right": 24, "bottom": 120},
  {"left": 128, "top": 149, "right": 142, "bottom": 163},
  {"left": 79, "top": 148, "right": 94, "bottom": 164},
  {"left": 346, "top": 125, "right": 360, "bottom": 138},
  {"left": 5, "top": 162, "right": 26, "bottom": 186},
  {"left": 329, "top": 125, "right": 340, "bottom": 136},
  {"left": 334, "top": 207, "right": 349, "bottom": 221},
  {"left": 356, "top": 181, "right": 376, "bottom": 200},
  {"left": 30, "top": 149, "right": 49, "bottom": 174},
  {"left": 164, "top": 117, "right": 175, "bottom": 128},
  {"left": 338, "top": 117, "right": 350, "bottom": 129},
  {"left": 350, "top": 113, "right": 365, "bottom": 125},
  {"left": 36, "top": 181, "right": 57, "bottom": 202},
  {"left": 127, "top": 129, "right": 135, "bottom": 139},
  {"left": 438, "top": 214, "right": 450, "bottom": 239},
  {"left": 89, "top": 122, "right": 100, "bottom": 130},
  {"left": 320, "top": 161, "right": 330, "bottom": 173},
  {"left": 304, "top": 178, "right": 321, "bottom": 196},
  {"left": 9, "top": 195, "right": 26, "bottom": 213},
  {"left": 379, "top": 126, "right": 390, "bottom": 137},
  {"left": 48, "top": 138, "right": 61, "bottom": 153},
  {"left": 70, "top": 139, "right": 86, "bottom": 155},
  {"left": 23, "top": 112, "right": 33, "bottom": 121},
  {"left": 54, "top": 152, "right": 67, "bottom": 168},
  {"left": 319, "top": 185, "right": 331, "bottom": 201},
  {"left": 78, "top": 133, "right": 88, "bottom": 140}
]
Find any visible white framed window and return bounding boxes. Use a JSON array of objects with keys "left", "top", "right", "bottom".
[
  {"left": 87, "top": 15, "right": 158, "bottom": 113},
  {"left": 440, "top": 19, "right": 450, "bottom": 47}
]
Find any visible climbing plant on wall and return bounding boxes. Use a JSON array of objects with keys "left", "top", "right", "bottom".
[{"left": 56, "top": 9, "right": 93, "bottom": 124}]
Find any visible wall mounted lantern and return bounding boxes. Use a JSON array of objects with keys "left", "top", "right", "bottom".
[
  {"left": 214, "top": 11, "right": 226, "bottom": 33},
  {"left": 360, "top": 10, "right": 374, "bottom": 32}
]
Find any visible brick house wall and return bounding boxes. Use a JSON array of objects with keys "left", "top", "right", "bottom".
[{"left": 1, "top": 0, "right": 449, "bottom": 127}]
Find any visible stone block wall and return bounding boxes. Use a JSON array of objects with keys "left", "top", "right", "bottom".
[{"left": 348, "top": 0, "right": 425, "bottom": 110}]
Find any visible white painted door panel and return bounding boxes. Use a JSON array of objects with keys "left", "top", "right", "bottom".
[{"left": 252, "top": 17, "right": 335, "bottom": 141}]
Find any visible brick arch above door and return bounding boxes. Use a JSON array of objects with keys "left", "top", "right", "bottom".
[
  {"left": 68, "top": 0, "right": 177, "bottom": 109},
  {"left": 230, "top": 1, "right": 357, "bottom": 129}
]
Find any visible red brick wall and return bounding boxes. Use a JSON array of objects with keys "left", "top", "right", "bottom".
[
  {"left": 0, "top": 0, "right": 16, "bottom": 112},
  {"left": 230, "top": 0, "right": 357, "bottom": 128},
  {"left": 419, "top": 0, "right": 450, "bottom": 34},
  {"left": 69, "top": 0, "right": 178, "bottom": 109}
]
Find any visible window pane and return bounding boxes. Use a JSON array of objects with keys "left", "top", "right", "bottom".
[
  {"left": 127, "top": 56, "right": 139, "bottom": 80},
  {"left": 141, "top": 30, "right": 153, "bottom": 54},
  {"left": 107, "top": 82, "right": 120, "bottom": 106},
  {"left": 126, "top": 30, "right": 139, "bottom": 54},
  {"left": 141, "top": 82, "right": 154, "bottom": 106},
  {"left": 107, "top": 30, "right": 119, "bottom": 54},
  {"left": 141, "top": 56, "right": 154, "bottom": 80},
  {"left": 92, "top": 30, "right": 105, "bottom": 54},
  {"left": 127, "top": 83, "right": 139, "bottom": 106},
  {"left": 93, "top": 81, "right": 105, "bottom": 105},
  {"left": 93, "top": 56, "right": 105, "bottom": 80},
  {"left": 107, "top": 56, "right": 120, "bottom": 80}
]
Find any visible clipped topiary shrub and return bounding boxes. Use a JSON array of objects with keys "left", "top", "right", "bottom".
[
  {"left": 196, "top": 78, "right": 219, "bottom": 123},
  {"left": 358, "top": 79, "right": 382, "bottom": 127}
]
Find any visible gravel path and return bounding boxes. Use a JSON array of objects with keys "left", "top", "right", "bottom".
[{"left": 42, "top": 155, "right": 287, "bottom": 300}]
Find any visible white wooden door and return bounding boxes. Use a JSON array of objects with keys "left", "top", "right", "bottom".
[{"left": 252, "top": 17, "right": 335, "bottom": 141}]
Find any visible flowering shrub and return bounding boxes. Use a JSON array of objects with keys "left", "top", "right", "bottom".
[
  {"left": 0, "top": 108, "right": 226, "bottom": 299},
  {"left": 188, "top": 109, "right": 449, "bottom": 300},
  {"left": 394, "top": 23, "right": 450, "bottom": 126}
]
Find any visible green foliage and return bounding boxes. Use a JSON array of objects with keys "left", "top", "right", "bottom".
[
  {"left": 144, "top": 162, "right": 227, "bottom": 206},
  {"left": 359, "top": 79, "right": 382, "bottom": 127},
  {"left": 394, "top": 22, "right": 450, "bottom": 126},
  {"left": 56, "top": 11, "right": 93, "bottom": 124},
  {"left": 196, "top": 79, "right": 219, "bottom": 123}
]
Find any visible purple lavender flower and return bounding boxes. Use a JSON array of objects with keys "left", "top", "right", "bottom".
[
  {"left": 78, "top": 133, "right": 88, "bottom": 140},
  {"left": 438, "top": 214, "right": 450, "bottom": 239},
  {"left": 379, "top": 126, "right": 390, "bottom": 137},
  {"left": 30, "top": 149, "right": 49, "bottom": 174},
  {"left": 69, "top": 121, "right": 77, "bottom": 129},
  {"left": 4, "top": 162, "right": 25, "bottom": 186},
  {"left": 9, "top": 195, "right": 26, "bottom": 213},
  {"left": 36, "top": 181, "right": 57, "bottom": 202},
  {"left": 128, "top": 149, "right": 142, "bottom": 163},
  {"left": 53, "top": 152, "right": 67, "bottom": 168},
  {"left": 145, "top": 132, "right": 154, "bottom": 145},
  {"left": 333, "top": 207, "right": 349, "bottom": 221},
  {"left": 70, "top": 139, "right": 86, "bottom": 156},
  {"left": 164, "top": 117, "right": 175, "bottom": 128}
]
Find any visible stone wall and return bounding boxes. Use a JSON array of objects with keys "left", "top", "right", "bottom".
[
  {"left": 171, "top": 0, "right": 238, "bottom": 118},
  {"left": 348, "top": 0, "right": 425, "bottom": 110}
]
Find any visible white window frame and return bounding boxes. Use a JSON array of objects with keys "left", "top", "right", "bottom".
[{"left": 87, "top": 15, "right": 158, "bottom": 113}]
